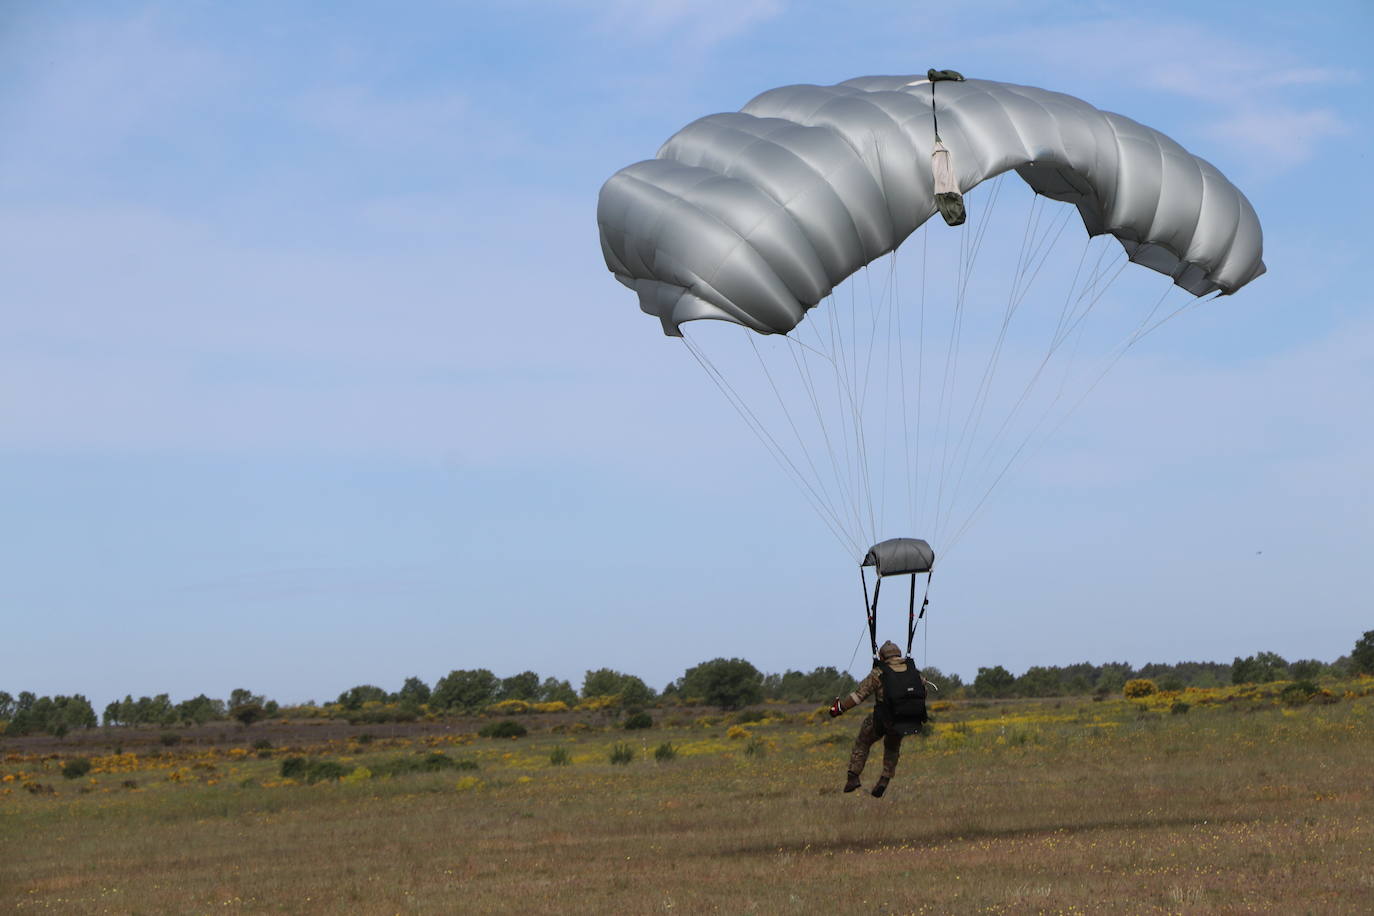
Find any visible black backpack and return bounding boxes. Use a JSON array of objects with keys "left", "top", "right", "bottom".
[{"left": 877, "top": 658, "right": 927, "bottom": 736}]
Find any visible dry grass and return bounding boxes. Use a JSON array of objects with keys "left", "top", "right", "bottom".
[{"left": 3, "top": 686, "right": 1373, "bottom": 913}]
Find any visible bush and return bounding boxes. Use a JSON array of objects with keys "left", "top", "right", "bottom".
[
  {"left": 347, "top": 705, "right": 419, "bottom": 725},
  {"left": 252, "top": 738, "right": 273, "bottom": 750},
  {"left": 743, "top": 737, "right": 767, "bottom": 757},
  {"left": 549, "top": 746, "right": 571, "bottom": 766},
  {"left": 371, "top": 752, "right": 476, "bottom": 778},
  {"left": 1170, "top": 700, "right": 1191, "bottom": 715},
  {"left": 675, "top": 658, "right": 763, "bottom": 709},
  {"left": 726, "top": 725, "right": 751, "bottom": 740},
  {"left": 302, "top": 760, "right": 348, "bottom": 783},
  {"left": 653, "top": 742, "right": 677, "bottom": 761},
  {"left": 159, "top": 732, "right": 181, "bottom": 747},
  {"left": 732, "top": 709, "right": 767, "bottom": 724},
  {"left": 61, "top": 758, "right": 93, "bottom": 780},
  {"left": 1281, "top": 680, "right": 1320, "bottom": 705},
  {"left": 622, "top": 711, "right": 653, "bottom": 730},
  {"left": 279, "top": 756, "right": 307, "bottom": 779},
  {"left": 609, "top": 743, "right": 634, "bottom": 765},
  {"left": 478, "top": 720, "right": 527, "bottom": 739},
  {"left": 1123, "top": 679, "right": 1158, "bottom": 698}
]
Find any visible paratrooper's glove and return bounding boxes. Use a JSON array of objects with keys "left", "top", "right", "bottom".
[{"left": 828, "top": 698, "right": 844, "bottom": 718}]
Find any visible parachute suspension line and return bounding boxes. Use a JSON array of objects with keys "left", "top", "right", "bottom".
[
  {"left": 864, "top": 570, "right": 881, "bottom": 658},
  {"left": 913, "top": 225, "right": 929, "bottom": 532},
  {"left": 785, "top": 328, "right": 864, "bottom": 552},
  {"left": 931, "top": 175, "right": 1005, "bottom": 545},
  {"left": 958, "top": 240, "right": 1130, "bottom": 506},
  {"left": 840, "top": 279, "right": 881, "bottom": 547},
  {"left": 906, "top": 570, "right": 933, "bottom": 656},
  {"left": 846, "top": 621, "right": 869, "bottom": 676},
  {"left": 935, "top": 188, "right": 1045, "bottom": 540},
  {"left": 747, "top": 333, "right": 850, "bottom": 540},
  {"left": 941, "top": 276, "right": 1179, "bottom": 557},
  {"left": 824, "top": 293, "right": 873, "bottom": 547},
  {"left": 939, "top": 192, "right": 1076, "bottom": 541},
  {"left": 877, "top": 250, "right": 902, "bottom": 537},
  {"left": 680, "top": 334, "right": 861, "bottom": 558}
]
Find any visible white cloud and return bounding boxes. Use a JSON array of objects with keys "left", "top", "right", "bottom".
[
  {"left": 1205, "top": 107, "right": 1351, "bottom": 172},
  {"left": 965, "top": 16, "right": 1360, "bottom": 175}
]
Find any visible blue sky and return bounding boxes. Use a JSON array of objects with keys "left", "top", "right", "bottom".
[{"left": 2, "top": 1, "right": 1370, "bottom": 708}]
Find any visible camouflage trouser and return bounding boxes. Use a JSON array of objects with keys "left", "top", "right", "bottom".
[{"left": 848, "top": 712, "right": 903, "bottom": 780}]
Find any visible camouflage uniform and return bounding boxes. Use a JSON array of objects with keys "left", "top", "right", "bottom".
[{"left": 840, "top": 647, "right": 911, "bottom": 780}]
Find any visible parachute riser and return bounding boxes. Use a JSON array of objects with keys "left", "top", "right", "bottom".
[{"left": 860, "top": 565, "right": 933, "bottom": 661}]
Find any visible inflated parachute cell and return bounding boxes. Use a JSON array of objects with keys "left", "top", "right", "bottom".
[{"left": 598, "top": 76, "right": 1266, "bottom": 337}]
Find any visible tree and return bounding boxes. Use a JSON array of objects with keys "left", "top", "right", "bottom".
[
  {"left": 581, "top": 669, "right": 656, "bottom": 706},
  {"left": 175, "top": 694, "right": 225, "bottom": 725},
  {"left": 917, "top": 666, "right": 964, "bottom": 691},
  {"left": 397, "top": 676, "right": 431, "bottom": 707},
  {"left": 1232, "top": 651, "right": 1288, "bottom": 684},
  {"left": 1288, "top": 659, "right": 1324, "bottom": 682},
  {"left": 431, "top": 669, "right": 499, "bottom": 712},
  {"left": 764, "top": 667, "right": 857, "bottom": 702},
  {"left": 499, "top": 671, "right": 541, "bottom": 702},
  {"left": 538, "top": 677, "right": 577, "bottom": 705},
  {"left": 1014, "top": 666, "right": 1062, "bottom": 698},
  {"left": 0, "top": 691, "right": 14, "bottom": 719},
  {"left": 337, "top": 685, "right": 388, "bottom": 710},
  {"left": 232, "top": 704, "right": 264, "bottom": 727},
  {"left": 228, "top": 688, "right": 265, "bottom": 709},
  {"left": 676, "top": 658, "right": 763, "bottom": 709},
  {"left": 1351, "top": 630, "right": 1374, "bottom": 676},
  {"left": 971, "top": 666, "right": 1015, "bottom": 697},
  {"left": 6, "top": 694, "right": 97, "bottom": 736}
]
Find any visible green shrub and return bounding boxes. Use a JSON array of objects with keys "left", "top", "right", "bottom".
[
  {"left": 371, "top": 752, "right": 476, "bottom": 778},
  {"left": 302, "top": 760, "right": 348, "bottom": 783},
  {"left": 609, "top": 743, "right": 634, "bottom": 765},
  {"left": 252, "top": 738, "right": 273, "bottom": 750},
  {"left": 1170, "top": 700, "right": 1191, "bottom": 715},
  {"left": 549, "top": 746, "right": 571, "bottom": 766},
  {"left": 1281, "top": 680, "right": 1320, "bottom": 705},
  {"left": 743, "top": 737, "right": 766, "bottom": 757},
  {"left": 653, "top": 742, "right": 677, "bottom": 761},
  {"left": 733, "top": 709, "right": 767, "bottom": 724},
  {"left": 622, "top": 712, "right": 653, "bottom": 730},
  {"left": 354, "top": 734, "right": 374, "bottom": 745},
  {"left": 279, "top": 756, "right": 307, "bottom": 779},
  {"left": 159, "top": 732, "right": 181, "bottom": 747},
  {"left": 61, "top": 758, "right": 92, "bottom": 780},
  {"left": 478, "top": 720, "right": 528, "bottom": 739}
]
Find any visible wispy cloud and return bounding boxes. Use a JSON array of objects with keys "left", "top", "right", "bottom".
[{"left": 966, "top": 17, "right": 1360, "bottom": 176}]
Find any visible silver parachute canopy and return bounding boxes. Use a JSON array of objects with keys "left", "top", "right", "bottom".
[{"left": 598, "top": 75, "right": 1265, "bottom": 337}]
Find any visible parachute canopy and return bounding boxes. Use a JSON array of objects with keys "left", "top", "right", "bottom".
[
  {"left": 862, "top": 538, "right": 935, "bottom": 577},
  {"left": 598, "top": 75, "right": 1265, "bottom": 337}
]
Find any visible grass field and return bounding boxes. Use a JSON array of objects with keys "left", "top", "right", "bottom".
[{"left": 4, "top": 682, "right": 1373, "bottom": 913}]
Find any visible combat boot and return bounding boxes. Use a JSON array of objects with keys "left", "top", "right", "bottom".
[
  {"left": 843, "top": 772, "right": 861, "bottom": 793},
  {"left": 870, "top": 776, "right": 890, "bottom": 798}
]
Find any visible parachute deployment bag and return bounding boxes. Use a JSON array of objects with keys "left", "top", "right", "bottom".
[{"left": 878, "top": 659, "right": 928, "bottom": 736}]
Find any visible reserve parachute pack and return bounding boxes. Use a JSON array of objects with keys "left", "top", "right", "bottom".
[{"left": 878, "top": 659, "right": 928, "bottom": 736}]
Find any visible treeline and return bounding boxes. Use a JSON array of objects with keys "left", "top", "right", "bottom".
[
  {"left": 960, "top": 642, "right": 1370, "bottom": 699},
  {"left": 0, "top": 658, "right": 855, "bottom": 737},
  {"left": 4, "top": 631, "right": 1371, "bottom": 737}
]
